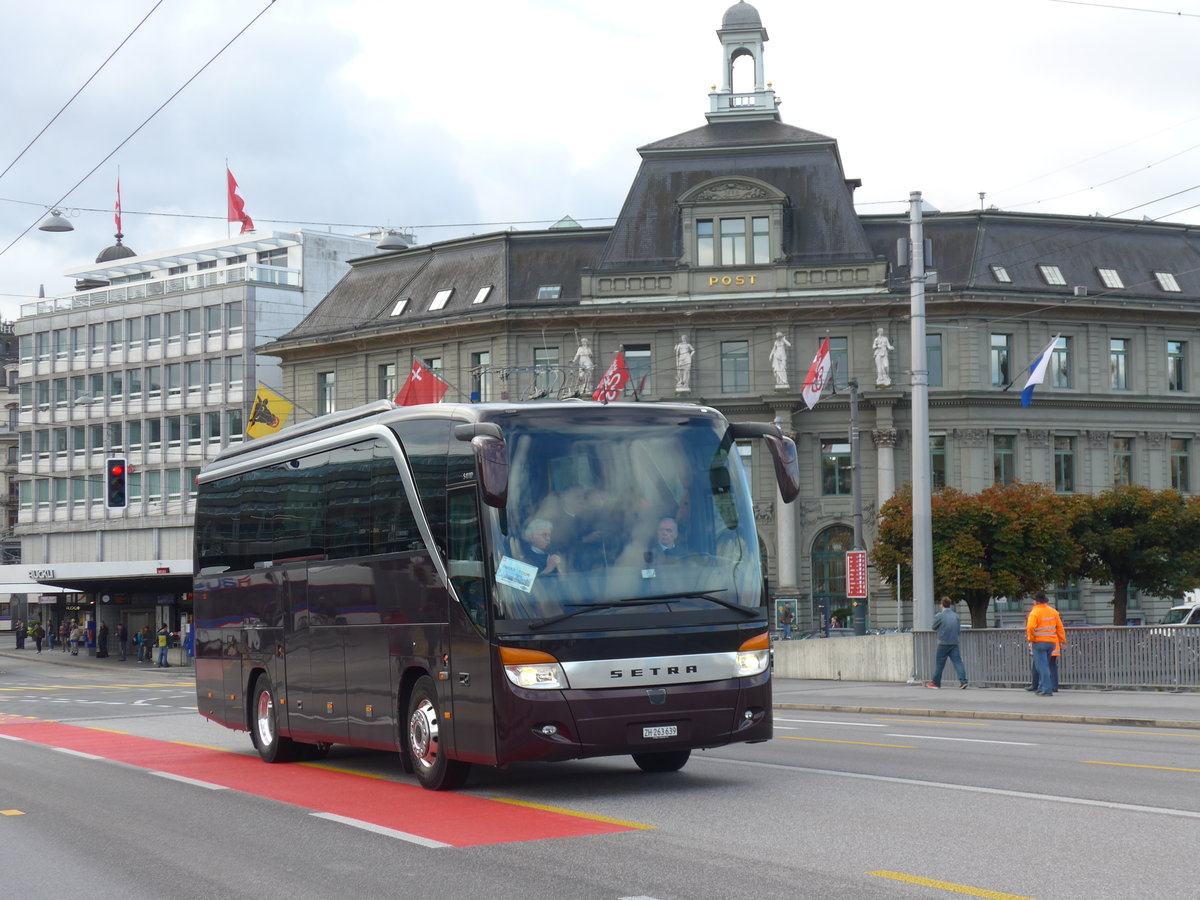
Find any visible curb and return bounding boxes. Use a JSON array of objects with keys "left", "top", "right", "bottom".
[
  {"left": 0, "top": 649, "right": 194, "bottom": 676},
  {"left": 774, "top": 701, "right": 1200, "bottom": 731}
]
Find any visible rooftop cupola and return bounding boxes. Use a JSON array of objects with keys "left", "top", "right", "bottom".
[{"left": 706, "top": 1, "right": 780, "bottom": 123}]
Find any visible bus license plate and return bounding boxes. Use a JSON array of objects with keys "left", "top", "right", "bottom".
[{"left": 643, "top": 725, "right": 678, "bottom": 739}]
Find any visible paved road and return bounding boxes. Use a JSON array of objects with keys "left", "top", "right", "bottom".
[{"left": 5, "top": 640, "right": 1200, "bottom": 899}]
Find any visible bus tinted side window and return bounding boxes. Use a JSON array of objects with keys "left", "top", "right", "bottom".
[{"left": 197, "top": 438, "right": 421, "bottom": 570}]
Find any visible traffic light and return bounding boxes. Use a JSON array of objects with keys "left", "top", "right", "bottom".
[{"left": 105, "top": 458, "right": 127, "bottom": 509}]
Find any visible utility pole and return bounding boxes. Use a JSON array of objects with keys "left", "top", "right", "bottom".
[
  {"left": 849, "top": 378, "right": 866, "bottom": 635},
  {"left": 909, "top": 190, "right": 934, "bottom": 632}
]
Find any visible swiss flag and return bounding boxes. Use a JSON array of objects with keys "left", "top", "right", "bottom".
[
  {"left": 591, "top": 351, "right": 630, "bottom": 403},
  {"left": 801, "top": 337, "right": 831, "bottom": 410},
  {"left": 395, "top": 359, "right": 450, "bottom": 406},
  {"left": 226, "top": 167, "right": 254, "bottom": 234}
]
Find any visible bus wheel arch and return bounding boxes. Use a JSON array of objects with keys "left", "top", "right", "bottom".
[{"left": 404, "top": 675, "right": 470, "bottom": 790}]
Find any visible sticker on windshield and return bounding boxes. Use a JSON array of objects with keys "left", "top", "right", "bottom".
[{"left": 496, "top": 556, "right": 538, "bottom": 593}]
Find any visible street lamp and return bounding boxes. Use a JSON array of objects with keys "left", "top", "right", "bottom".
[{"left": 38, "top": 209, "right": 75, "bottom": 233}]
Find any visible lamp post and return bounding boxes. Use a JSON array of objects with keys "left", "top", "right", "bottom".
[{"left": 909, "top": 190, "right": 934, "bottom": 632}]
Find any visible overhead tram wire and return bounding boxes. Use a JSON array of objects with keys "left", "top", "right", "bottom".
[
  {"left": 0, "top": 0, "right": 166, "bottom": 185},
  {"left": 0, "top": 0, "right": 279, "bottom": 264}
]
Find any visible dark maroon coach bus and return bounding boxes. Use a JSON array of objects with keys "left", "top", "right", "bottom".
[{"left": 193, "top": 400, "right": 798, "bottom": 790}]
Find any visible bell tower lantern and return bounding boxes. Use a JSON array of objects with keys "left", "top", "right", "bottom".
[{"left": 707, "top": 1, "right": 780, "bottom": 123}]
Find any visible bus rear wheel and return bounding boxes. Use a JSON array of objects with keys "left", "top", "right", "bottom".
[
  {"left": 405, "top": 676, "right": 470, "bottom": 791},
  {"left": 632, "top": 749, "right": 691, "bottom": 773},
  {"left": 251, "top": 674, "right": 297, "bottom": 763}
]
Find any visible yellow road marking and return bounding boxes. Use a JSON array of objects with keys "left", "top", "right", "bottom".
[
  {"left": 872, "top": 717, "right": 989, "bottom": 727},
  {"left": 869, "top": 870, "right": 1035, "bottom": 899},
  {"left": 1082, "top": 760, "right": 1200, "bottom": 774},
  {"left": 1, "top": 810, "right": 25, "bottom": 816},
  {"left": 780, "top": 736, "right": 916, "bottom": 749},
  {"left": 168, "top": 740, "right": 235, "bottom": 752},
  {"left": 1088, "top": 729, "right": 1200, "bottom": 738},
  {"left": 492, "top": 797, "right": 656, "bottom": 830},
  {"left": 300, "top": 763, "right": 394, "bottom": 780},
  {"left": 0, "top": 683, "right": 189, "bottom": 692}
]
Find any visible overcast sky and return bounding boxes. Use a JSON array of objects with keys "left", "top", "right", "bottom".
[{"left": 2, "top": 0, "right": 1198, "bottom": 320}]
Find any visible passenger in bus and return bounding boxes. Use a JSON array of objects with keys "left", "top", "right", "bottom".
[
  {"left": 519, "top": 518, "right": 565, "bottom": 577},
  {"left": 551, "top": 486, "right": 611, "bottom": 571}
]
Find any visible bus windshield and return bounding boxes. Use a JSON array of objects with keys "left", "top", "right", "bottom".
[{"left": 485, "top": 414, "right": 762, "bottom": 623}]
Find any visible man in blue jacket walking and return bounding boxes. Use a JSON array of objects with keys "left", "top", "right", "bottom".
[{"left": 926, "top": 596, "right": 968, "bottom": 689}]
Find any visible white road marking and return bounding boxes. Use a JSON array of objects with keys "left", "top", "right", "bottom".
[
  {"left": 310, "top": 812, "right": 450, "bottom": 848},
  {"left": 775, "top": 717, "right": 886, "bottom": 728},
  {"left": 699, "top": 756, "right": 1200, "bottom": 820},
  {"left": 149, "top": 771, "right": 228, "bottom": 790},
  {"left": 885, "top": 733, "right": 1036, "bottom": 746},
  {"left": 52, "top": 747, "right": 103, "bottom": 760}
]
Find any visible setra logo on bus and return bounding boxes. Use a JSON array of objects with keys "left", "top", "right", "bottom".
[{"left": 610, "top": 665, "right": 699, "bottom": 679}]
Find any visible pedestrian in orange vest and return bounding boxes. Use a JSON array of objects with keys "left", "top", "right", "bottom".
[{"left": 1027, "top": 591, "right": 1066, "bottom": 696}]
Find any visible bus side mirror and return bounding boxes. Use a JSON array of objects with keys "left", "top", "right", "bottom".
[
  {"left": 764, "top": 433, "right": 800, "bottom": 504},
  {"left": 454, "top": 422, "right": 508, "bottom": 508},
  {"left": 729, "top": 422, "right": 800, "bottom": 504},
  {"left": 473, "top": 436, "right": 509, "bottom": 508}
]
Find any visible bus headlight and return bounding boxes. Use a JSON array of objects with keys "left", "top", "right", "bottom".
[
  {"left": 735, "top": 633, "right": 771, "bottom": 677},
  {"left": 500, "top": 646, "right": 570, "bottom": 690}
]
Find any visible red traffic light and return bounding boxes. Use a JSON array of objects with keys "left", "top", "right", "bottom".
[{"left": 109, "top": 463, "right": 125, "bottom": 477}]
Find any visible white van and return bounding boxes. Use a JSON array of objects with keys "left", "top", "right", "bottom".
[{"left": 1160, "top": 601, "right": 1200, "bottom": 626}]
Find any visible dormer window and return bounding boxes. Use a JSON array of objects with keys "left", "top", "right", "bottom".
[
  {"left": 697, "top": 216, "right": 771, "bottom": 266},
  {"left": 1037, "top": 264, "right": 1066, "bottom": 286},
  {"left": 679, "top": 177, "right": 785, "bottom": 269},
  {"left": 390, "top": 298, "right": 409, "bottom": 316},
  {"left": 1154, "top": 271, "right": 1182, "bottom": 292},
  {"left": 1097, "top": 267, "right": 1124, "bottom": 289},
  {"left": 428, "top": 288, "right": 453, "bottom": 311},
  {"left": 989, "top": 264, "right": 1011, "bottom": 284}
]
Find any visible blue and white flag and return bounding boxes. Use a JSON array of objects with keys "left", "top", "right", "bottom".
[{"left": 1020, "top": 335, "right": 1060, "bottom": 408}]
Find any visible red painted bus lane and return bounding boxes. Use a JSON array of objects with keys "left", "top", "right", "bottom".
[{"left": 0, "top": 716, "right": 646, "bottom": 847}]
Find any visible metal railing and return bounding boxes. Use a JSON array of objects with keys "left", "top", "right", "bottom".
[{"left": 915, "top": 626, "right": 1200, "bottom": 690}]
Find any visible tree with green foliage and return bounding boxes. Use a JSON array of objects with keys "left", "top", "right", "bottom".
[
  {"left": 1067, "top": 486, "right": 1200, "bottom": 625},
  {"left": 873, "top": 482, "right": 1078, "bottom": 628}
]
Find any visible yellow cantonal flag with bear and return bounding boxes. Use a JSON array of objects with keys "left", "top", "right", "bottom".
[{"left": 246, "top": 384, "right": 294, "bottom": 439}]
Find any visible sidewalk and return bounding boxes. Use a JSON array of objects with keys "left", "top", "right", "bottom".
[
  {"left": 0, "top": 635, "right": 194, "bottom": 676},
  {"left": 773, "top": 678, "right": 1200, "bottom": 730}
]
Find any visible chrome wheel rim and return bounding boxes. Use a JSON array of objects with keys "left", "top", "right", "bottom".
[
  {"left": 255, "top": 689, "right": 275, "bottom": 748},
  {"left": 408, "top": 697, "right": 439, "bottom": 770}
]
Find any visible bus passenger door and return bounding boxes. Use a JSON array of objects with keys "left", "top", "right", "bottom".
[{"left": 446, "top": 487, "right": 497, "bottom": 765}]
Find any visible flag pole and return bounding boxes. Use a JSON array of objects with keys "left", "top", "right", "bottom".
[{"left": 225, "top": 158, "right": 230, "bottom": 239}]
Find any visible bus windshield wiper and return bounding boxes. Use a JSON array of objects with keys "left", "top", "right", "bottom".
[
  {"left": 527, "top": 599, "right": 674, "bottom": 630},
  {"left": 527, "top": 591, "right": 757, "bottom": 630},
  {"left": 636, "top": 590, "right": 758, "bottom": 617}
]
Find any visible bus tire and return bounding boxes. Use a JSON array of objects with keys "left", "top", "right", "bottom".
[
  {"left": 251, "top": 674, "right": 297, "bottom": 763},
  {"left": 405, "top": 676, "right": 470, "bottom": 791},
  {"left": 632, "top": 749, "right": 691, "bottom": 773}
]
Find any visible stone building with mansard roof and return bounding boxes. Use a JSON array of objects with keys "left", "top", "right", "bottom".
[{"left": 261, "top": 1, "right": 1200, "bottom": 629}]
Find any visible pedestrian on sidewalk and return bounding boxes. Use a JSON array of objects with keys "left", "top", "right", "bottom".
[
  {"left": 97, "top": 621, "right": 109, "bottom": 659},
  {"left": 14, "top": 619, "right": 24, "bottom": 650},
  {"left": 117, "top": 621, "right": 129, "bottom": 661},
  {"left": 34, "top": 623, "right": 45, "bottom": 653},
  {"left": 139, "top": 626, "right": 152, "bottom": 663},
  {"left": 58, "top": 621, "right": 68, "bottom": 651},
  {"left": 156, "top": 623, "right": 170, "bottom": 667},
  {"left": 1027, "top": 591, "right": 1066, "bottom": 696},
  {"left": 69, "top": 621, "right": 83, "bottom": 655},
  {"left": 779, "top": 603, "right": 794, "bottom": 640},
  {"left": 926, "top": 596, "right": 968, "bottom": 689}
]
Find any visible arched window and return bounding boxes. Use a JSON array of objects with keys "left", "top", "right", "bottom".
[{"left": 811, "top": 525, "right": 853, "bottom": 625}]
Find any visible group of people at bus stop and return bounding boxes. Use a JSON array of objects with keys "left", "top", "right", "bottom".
[
  {"left": 926, "top": 590, "right": 1067, "bottom": 695},
  {"left": 10, "top": 619, "right": 174, "bottom": 666}
]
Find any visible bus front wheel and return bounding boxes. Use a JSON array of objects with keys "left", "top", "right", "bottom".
[
  {"left": 251, "top": 674, "right": 297, "bottom": 763},
  {"left": 632, "top": 749, "right": 691, "bottom": 773},
  {"left": 405, "top": 677, "right": 470, "bottom": 791}
]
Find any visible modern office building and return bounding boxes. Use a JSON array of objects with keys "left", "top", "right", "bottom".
[
  {"left": 5, "top": 228, "right": 375, "bottom": 641},
  {"left": 255, "top": 1, "right": 1200, "bottom": 630}
]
